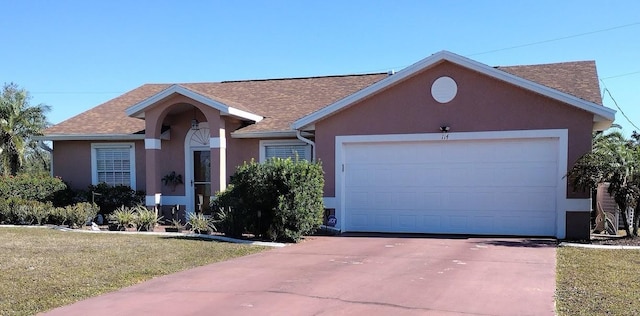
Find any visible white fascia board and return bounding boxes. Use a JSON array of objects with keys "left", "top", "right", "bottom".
[
  {"left": 226, "top": 107, "right": 264, "bottom": 123},
  {"left": 293, "top": 50, "right": 615, "bottom": 130},
  {"left": 230, "top": 130, "right": 299, "bottom": 139},
  {"left": 125, "top": 84, "right": 264, "bottom": 122},
  {"left": 35, "top": 134, "right": 147, "bottom": 141}
]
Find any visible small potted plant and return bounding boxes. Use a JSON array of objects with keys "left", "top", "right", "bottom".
[
  {"left": 134, "top": 205, "right": 162, "bottom": 232},
  {"left": 165, "top": 219, "right": 185, "bottom": 233},
  {"left": 187, "top": 213, "right": 216, "bottom": 235},
  {"left": 161, "top": 171, "right": 183, "bottom": 192},
  {"left": 165, "top": 204, "right": 184, "bottom": 232},
  {"left": 108, "top": 206, "right": 137, "bottom": 231}
]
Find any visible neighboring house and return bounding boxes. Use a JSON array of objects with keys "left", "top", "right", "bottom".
[{"left": 41, "top": 51, "right": 615, "bottom": 239}]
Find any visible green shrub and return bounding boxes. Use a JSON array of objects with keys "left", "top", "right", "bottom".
[
  {"left": 108, "top": 206, "right": 137, "bottom": 230},
  {"left": 214, "top": 205, "right": 244, "bottom": 237},
  {"left": 215, "top": 158, "right": 324, "bottom": 242},
  {"left": 50, "top": 182, "right": 83, "bottom": 207},
  {"left": 61, "top": 202, "right": 99, "bottom": 228},
  {"left": 187, "top": 213, "right": 216, "bottom": 234},
  {"left": 0, "top": 198, "right": 32, "bottom": 224},
  {"left": 48, "top": 207, "right": 69, "bottom": 226},
  {"left": 0, "top": 198, "right": 8, "bottom": 223},
  {"left": 19, "top": 200, "right": 54, "bottom": 225},
  {"left": 133, "top": 206, "right": 162, "bottom": 231},
  {"left": 83, "top": 183, "right": 145, "bottom": 215},
  {"left": 0, "top": 173, "right": 67, "bottom": 202}
]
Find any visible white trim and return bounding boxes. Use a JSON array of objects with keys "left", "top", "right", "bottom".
[
  {"left": 210, "top": 137, "right": 226, "bottom": 148},
  {"left": 292, "top": 51, "right": 615, "bottom": 131},
  {"left": 564, "top": 198, "right": 591, "bottom": 212},
  {"left": 227, "top": 107, "right": 264, "bottom": 123},
  {"left": 259, "top": 139, "right": 312, "bottom": 162},
  {"left": 145, "top": 195, "right": 162, "bottom": 206},
  {"left": 159, "top": 195, "right": 189, "bottom": 206},
  {"left": 37, "top": 134, "right": 147, "bottom": 141},
  {"left": 90, "top": 142, "right": 137, "bottom": 189},
  {"left": 125, "top": 84, "right": 263, "bottom": 122},
  {"left": 231, "top": 130, "right": 300, "bottom": 139},
  {"left": 144, "top": 138, "right": 161, "bottom": 150},
  {"left": 334, "top": 129, "right": 569, "bottom": 238},
  {"left": 323, "top": 197, "right": 337, "bottom": 209},
  {"left": 37, "top": 130, "right": 171, "bottom": 141}
]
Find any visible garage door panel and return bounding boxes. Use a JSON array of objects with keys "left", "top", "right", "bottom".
[
  {"left": 343, "top": 138, "right": 559, "bottom": 236},
  {"left": 398, "top": 215, "right": 418, "bottom": 229}
]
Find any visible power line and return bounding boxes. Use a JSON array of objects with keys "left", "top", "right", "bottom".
[
  {"left": 351, "top": 21, "right": 640, "bottom": 75},
  {"left": 601, "top": 70, "right": 640, "bottom": 80},
  {"left": 32, "top": 91, "right": 123, "bottom": 95},
  {"left": 600, "top": 80, "right": 640, "bottom": 131},
  {"left": 467, "top": 22, "right": 640, "bottom": 56}
]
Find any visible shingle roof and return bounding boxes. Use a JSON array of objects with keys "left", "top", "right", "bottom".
[
  {"left": 44, "top": 60, "right": 602, "bottom": 137},
  {"left": 497, "top": 60, "right": 602, "bottom": 105},
  {"left": 45, "top": 84, "right": 170, "bottom": 135}
]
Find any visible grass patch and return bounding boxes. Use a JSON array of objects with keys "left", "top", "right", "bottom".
[
  {"left": 0, "top": 227, "right": 268, "bottom": 315},
  {"left": 556, "top": 247, "right": 640, "bottom": 315}
]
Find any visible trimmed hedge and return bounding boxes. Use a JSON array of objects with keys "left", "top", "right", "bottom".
[
  {"left": 215, "top": 158, "right": 324, "bottom": 242},
  {"left": 0, "top": 199, "right": 97, "bottom": 228},
  {"left": 0, "top": 173, "right": 66, "bottom": 202}
]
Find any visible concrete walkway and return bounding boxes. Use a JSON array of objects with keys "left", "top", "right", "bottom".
[{"left": 43, "top": 236, "right": 557, "bottom": 316}]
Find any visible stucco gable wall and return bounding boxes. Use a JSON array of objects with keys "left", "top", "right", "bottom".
[{"left": 315, "top": 61, "right": 593, "bottom": 198}]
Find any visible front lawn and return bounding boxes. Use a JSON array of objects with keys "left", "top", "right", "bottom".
[
  {"left": 0, "top": 227, "right": 268, "bottom": 316},
  {"left": 556, "top": 246, "right": 640, "bottom": 315}
]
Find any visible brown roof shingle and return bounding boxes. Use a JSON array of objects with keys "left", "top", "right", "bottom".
[
  {"left": 44, "top": 60, "right": 602, "bottom": 137},
  {"left": 45, "top": 84, "right": 170, "bottom": 135},
  {"left": 497, "top": 60, "right": 602, "bottom": 104}
]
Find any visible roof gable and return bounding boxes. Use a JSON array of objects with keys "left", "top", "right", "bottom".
[
  {"left": 43, "top": 51, "right": 615, "bottom": 139},
  {"left": 125, "top": 84, "right": 264, "bottom": 122},
  {"left": 292, "top": 51, "right": 615, "bottom": 131}
]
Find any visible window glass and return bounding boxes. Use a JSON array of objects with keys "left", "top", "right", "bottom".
[
  {"left": 94, "top": 147, "right": 132, "bottom": 187},
  {"left": 265, "top": 144, "right": 310, "bottom": 161}
]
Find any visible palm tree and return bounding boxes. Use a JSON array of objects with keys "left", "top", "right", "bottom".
[
  {"left": 0, "top": 83, "right": 50, "bottom": 176},
  {"left": 567, "top": 130, "right": 640, "bottom": 237}
]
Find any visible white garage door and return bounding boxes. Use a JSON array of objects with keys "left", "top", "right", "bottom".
[{"left": 342, "top": 138, "right": 558, "bottom": 236}]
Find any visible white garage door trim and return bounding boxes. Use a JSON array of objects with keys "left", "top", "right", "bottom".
[{"left": 335, "top": 129, "right": 573, "bottom": 238}]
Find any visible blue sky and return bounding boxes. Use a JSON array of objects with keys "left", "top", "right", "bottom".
[{"left": 1, "top": 1, "right": 639, "bottom": 135}]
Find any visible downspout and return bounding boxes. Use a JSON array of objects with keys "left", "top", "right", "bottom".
[
  {"left": 295, "top": 130, "right": 316, "bottom": 161},
  {"left": 38, "top": 140, "right": 54, "bottom": 177}
]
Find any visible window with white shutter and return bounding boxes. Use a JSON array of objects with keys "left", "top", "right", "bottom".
[
  {"left": 260, "top": 140, "right": 311, "bottom": 162},
  {"left": 91, "top": 143, "right": 136, "bottom": 188}
]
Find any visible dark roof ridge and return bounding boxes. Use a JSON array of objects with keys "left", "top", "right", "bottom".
[
  {"left": 496, "top": 60, "right": 595, "bottom": 69},
  {"left": 138, "top": 73, "right": 388, "bottom": 86},
  {"left": 217, "top": 72, "right": 388, "bottom": 84}
]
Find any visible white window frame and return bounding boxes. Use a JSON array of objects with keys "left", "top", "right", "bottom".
[
  {"left": 259, "top": 139, "right": 311, "bottom": 162},
  {"left": 91, "top": 143, "right": 136, "bottom": 189}
]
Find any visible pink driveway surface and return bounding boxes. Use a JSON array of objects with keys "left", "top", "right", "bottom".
[{"left": 43, "top": 236, "right": 556, "bottom": 316}]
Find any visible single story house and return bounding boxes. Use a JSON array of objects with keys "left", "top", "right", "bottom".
[{"left": 41, "top": 51, "right": 616, "bottom": 239}]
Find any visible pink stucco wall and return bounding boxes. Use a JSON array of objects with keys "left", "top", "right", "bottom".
[
  {"left": 52, "top": 140, "right": 146, "bottom": 191},
  {"left": 315, "top": 61, "right": 593, "bottom": 199},
  {"left": 225, "top": 122, "right": 260, "bottom": 177},
  {"left": 53, "top": 108, "right": 261, "bottom": 196},
  {"left": 52, "top": 141, "right": 92, "bottom": 189}
]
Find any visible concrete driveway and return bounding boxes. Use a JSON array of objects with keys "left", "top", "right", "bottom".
[{"left": 43, "top": 235, "right": 556, "bottom": 316}]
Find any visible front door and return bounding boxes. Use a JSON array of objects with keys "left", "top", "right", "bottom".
[{"left": 192, "top": 149, "right": 211, "bottom": 215}]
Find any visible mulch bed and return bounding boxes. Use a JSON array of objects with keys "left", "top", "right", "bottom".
[
  {"left": 568, "top": 233, "right": 640, "bottom": 246},
  {"left": 589, "top": 236, "right": 640, "bottom": 246}
]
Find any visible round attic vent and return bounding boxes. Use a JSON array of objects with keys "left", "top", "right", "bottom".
[{"left": 431, "top": 76, "right": 457, "bottom": 103}]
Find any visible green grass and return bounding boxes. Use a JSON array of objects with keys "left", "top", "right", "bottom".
[
  {"left": 556, "top": 247, "right": 640, "bottom": 315},
  {"left": 0, "top": 227, "right": 268, "bottom": 316}
]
